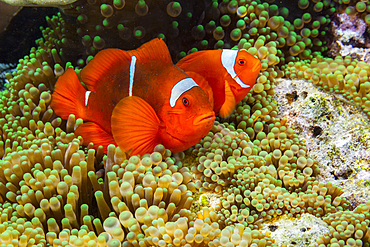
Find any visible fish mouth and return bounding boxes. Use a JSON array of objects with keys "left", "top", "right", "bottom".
[
  {"left": 193, "top": 112, "right": 216, "bottom": 126},
  {"left": 252, "top": 60, "right": 262, "bottom": 72}
]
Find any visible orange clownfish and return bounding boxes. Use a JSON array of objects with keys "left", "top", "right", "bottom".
[
  {"left": 51, "top": 39, "right": 215, "bottom": 155},
  {"left": 176, "top": 49, "right": 261, "bottom": 118}
]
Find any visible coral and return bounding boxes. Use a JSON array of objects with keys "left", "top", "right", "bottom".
[
  {"left": 283, "top": 55, "right": 370, "bottom": 118},
  {"left": 0, "top": 0, "right": 78, "bottom": 6},
  {"left": 1, "top": 0, "right": 370, "bottom": 246},
  {"left": 0, "top": 2, "right": 21, "bottom": 32},
  {"left": 319, "top": 201, "right": 370, "bottom": 246},
  {"left": 36, "top": 0, "right": 335, "bottom": 69},
  {"left": 190, "top": 119, "right": 347, "bottom": 227}
]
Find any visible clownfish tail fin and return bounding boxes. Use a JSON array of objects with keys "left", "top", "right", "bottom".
[{"left": 51, "top": 68, "right": 87, "bottom": 120}]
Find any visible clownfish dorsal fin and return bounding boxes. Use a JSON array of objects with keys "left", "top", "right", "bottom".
[
  {"left": 176, "top": 50, "right": 211, "bottom": 70},
  {"left": 128, "top": 38, "right": 173, "bottom": 66},
  {"left": 219, "top": 80, "right": 236, "bottom": 118},
  {"left": 111, "top": 96, "right": 161, "bottom": 155},
  {"left": 81, "top": 48, "right": 132, "bottom": 91}
]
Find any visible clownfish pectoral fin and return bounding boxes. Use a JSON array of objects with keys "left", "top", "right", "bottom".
[
  {"left": 185, "top": 71, "right": 214, "bottom": 109},
  {"left": 219, "top": 80, "right": 236, "bottom": 118},
  {"left": 81, "top": 48, "right": 131, "bottom": 92},
  {"left": 75, "top": 122, "right": 116, "bottom": 152},
  {"left": 111, "top": 96, "right": 161, "bottom": 156},
  {"left": 51, "top": 68, "right": 86, "bottom": 120}
]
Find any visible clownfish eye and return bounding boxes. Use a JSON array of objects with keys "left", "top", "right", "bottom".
[
  {"left": 182, "top": 97, "right": 189, "bottom": 106},
  {"left": 238, "top": 59, "right": 246, "bottom": 66}
]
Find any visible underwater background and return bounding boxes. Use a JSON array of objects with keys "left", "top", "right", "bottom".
[{"left": 0, "top": 0, "right": 370, "bottom": 246}]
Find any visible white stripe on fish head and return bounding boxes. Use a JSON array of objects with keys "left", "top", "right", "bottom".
[
  {"left": 170, "top": 78, "right": 199, "bottom": 107},
  {"left": 221, "top": 49, "right": 250, "bottom": 88},
  {"left": 129, "top": 55, "right": 137, "bottom": 97},
  {"left": 85, "top": 91, "right": 91, "bottom": 106}
]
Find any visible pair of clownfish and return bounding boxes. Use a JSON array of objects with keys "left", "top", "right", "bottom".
[{"left": 51, "top": 39, "right": 261, "bottom": 155}]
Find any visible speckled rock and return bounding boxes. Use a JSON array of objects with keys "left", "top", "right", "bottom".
[
  {"left": 262, "top": 213, "right": 330, "bottom": 247},
  {"left": 330, "top": 12, "right": 370, "bottom": 62},
  {"left": 274, "top": 78, "right": 370, "bottom": 206},
  {"left": 0, "top": 63, "right": 15, "bottom": 90}
]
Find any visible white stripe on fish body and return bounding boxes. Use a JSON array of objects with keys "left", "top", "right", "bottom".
[
  {"left": 221, "top": 49, "right": 250, "bottom": 88},
  {"left": 170, "top": 78, "right": 199, "bottom": 107},
  {"left": 129, "top": 55, "right": 137, "bottom": 96},
  {"left": 85, "top": 91, "right": 91, "bottom": 106}
]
